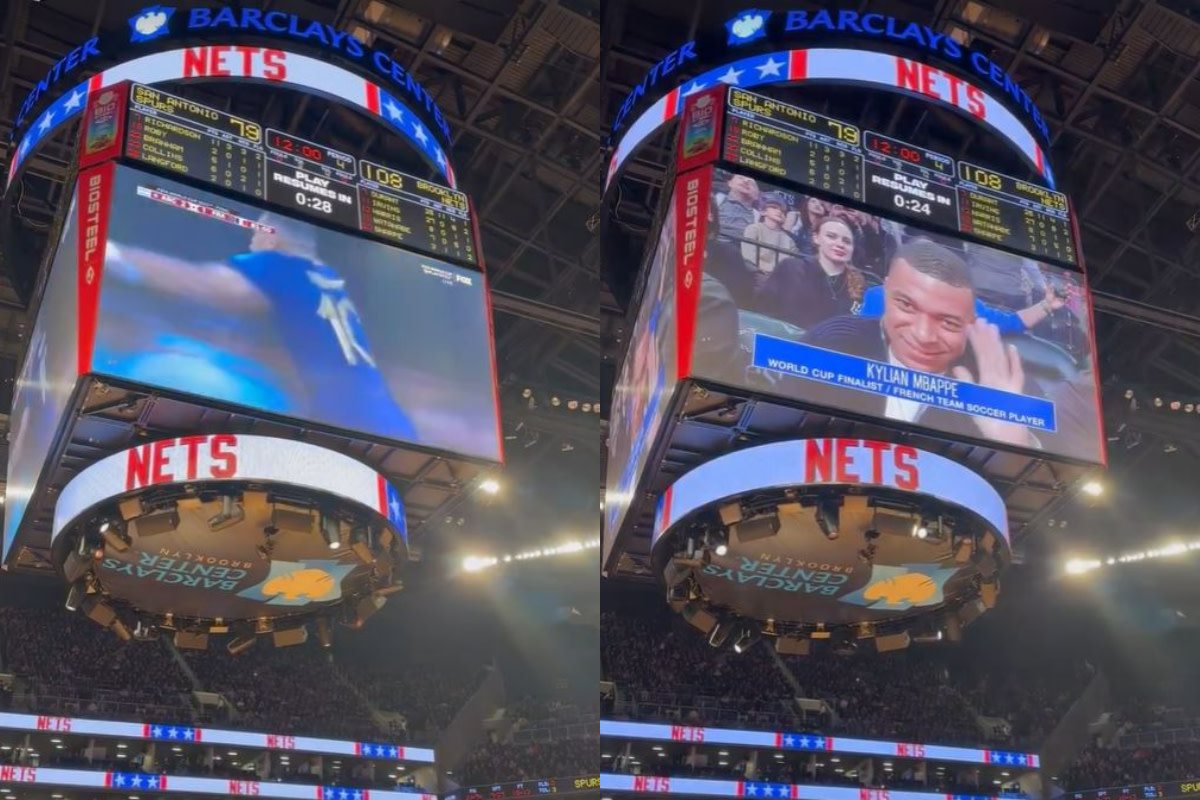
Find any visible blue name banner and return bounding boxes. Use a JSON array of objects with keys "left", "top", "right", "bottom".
[{"left": 751, "top": 334, "right": 1057, "bottom": 433}]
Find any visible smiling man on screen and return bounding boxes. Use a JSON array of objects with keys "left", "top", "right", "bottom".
[{"left": 800, "top": 238, "right": 1040, "bottom": 449}]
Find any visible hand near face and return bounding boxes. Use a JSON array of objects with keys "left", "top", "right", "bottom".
[
  {"left": 954, "top": 319, "right": 1024, "bottom": 393},
  {"left": 1045, "top": 283, "right": 1073, "bottom": 311},
  {"left": 952, "top": 320, "right": 1034, "bottom": 446}
]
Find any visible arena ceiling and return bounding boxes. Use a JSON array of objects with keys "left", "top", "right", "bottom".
[{"left": 2, "top": 0, "right": 1200, "bottom": 557}]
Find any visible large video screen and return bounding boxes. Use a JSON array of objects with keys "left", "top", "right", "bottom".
[
  {"left": 694, "top": 168, "right": 1103, "bottom": 464},
  {"left": 4, "top": 186, "right": 82, "bottom": 558},
  {"left": 93, "top": 165, "right": 502, "bottom": 462},
  {"left": 603, "top": 192, "right": 680, "bottom": 556}
]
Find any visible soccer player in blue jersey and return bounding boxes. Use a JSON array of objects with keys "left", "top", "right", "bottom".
[{"left": 102, "top": 211, "right": 417, "bottom": 442}]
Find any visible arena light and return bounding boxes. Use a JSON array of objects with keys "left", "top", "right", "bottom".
[
  {"left": 1065, "top": 539, "right": 1200, "bottom": 576},
  {"left": 732, "top": 623, "right": 760, "bottom": 654},
  {"left": 461, "top": 537, "right": 600, "bottom": 573},
  {"left": 462, "top": 556, "right": 499, "bottom": 572},
  {"left": 64, "top": 582, "right": 85, "bottom": 612},
  {"left": 322, "top": 515, "right": 342, "bottom": 551},
  {"left": 1081, "top": 480, "right": 1105, "bottom": 497},
  {"left": 815, "top": 500, "right": 840, "bottom": 540},
  {"left": 1065, "top": 556, "right": 1099, "bottom": 575},
  {"left": 479, "top": 479, "right": 501, "bottom": 495}
]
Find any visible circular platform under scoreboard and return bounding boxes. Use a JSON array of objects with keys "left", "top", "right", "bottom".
[
  {"left": 52, "top": 435, "right": 405, "bottom": 632},
  {"left": 652, "top": 439, "right": 1009, "bottom": 648}
]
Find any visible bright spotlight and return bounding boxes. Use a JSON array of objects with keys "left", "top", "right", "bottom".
[
  {"left": 462, "top": 556, "right": 497, "bottom": 572},
  {"left": 715, "top": 543, "right": 728, "bottom": 557},
  {"left": 1065, "top": 558, "right": 1101, "bottom": 576},
  {"left": 914, "top": 525, "right": 929, "bottom": 539},
  {"left": 480, "top": 479, "right": 500, "bottom": 495},
  {"left": 1081, "top": 480, "right": 1104, "bottom": 497}
]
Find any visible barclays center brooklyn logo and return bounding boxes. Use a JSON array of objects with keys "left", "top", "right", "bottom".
[
  {"left": 129, "top": 6, "right": 175, "bottom": 42},
  {"left": 726, "top": 9, "right": 771, "bottom": 45}
]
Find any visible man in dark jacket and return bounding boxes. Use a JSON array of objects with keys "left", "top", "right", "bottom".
[{"left": 799, "top": 238, "right": 1042, "bottom": 450}]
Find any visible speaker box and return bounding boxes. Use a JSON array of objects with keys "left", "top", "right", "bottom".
[
  {"left": 85, "top": 601, "right": 117, "bottom": 628},
  {"left": 775, "top": 637, "right": 811, "bottom": 656},
  {"left": 663, "top": 559, "right": 693, "bottom": 589},
  {"left": 174, "top": 631, "right": 210, "bottom": 650},
  {"left": 681, "top": 604, "right": 717, "bottom": 635},
  {"left": 134, "top": 510, "right": 180, "bottom": 538},
  {"left": 734, "top": 514, "right": 780, "bottom": 543},
  {"left": 875, "top": 632, "right": 911, "bottom": 653},
  {"left": 272, "top": 508, "right": 314, "bottom": 535},
  {"left": 718, "top": 503, "right": 743, "bottom": 527},
  {"left": 272, "top": 627, "right": 308, "bottom": 648},
  {"left": 62, "top": 550, "right": 92, "bottom": 584},
  {"left": 118, "top": 497, "right": 145, "bottom": 521}
]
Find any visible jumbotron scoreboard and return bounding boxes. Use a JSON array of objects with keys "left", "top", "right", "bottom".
[
  {"left": 601, "top": 8, "right": 1106, "bottom": 655},
  {"left": 122, "top": 83, "right": 477, "bottom": 266},
  {"left": 5, "top": 58, "right": 501, "bottom": 648},
  {"left": 723, "top": 88, "right": 1076, "bottom": 266}
]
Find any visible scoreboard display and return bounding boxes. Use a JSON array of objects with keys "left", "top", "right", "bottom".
[
  {"left": 722, "top": 87, "right": 1077, "bottom": 267},
  {"left": 124, "top": 83, "right": 478, "bottom": 266},
  {"left": 724, "top": 88, "right": 863, "bottom": 202}
]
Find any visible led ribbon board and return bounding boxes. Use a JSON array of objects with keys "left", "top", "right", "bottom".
[
  {"left": 606, "top": 47, "right": 1054, "bottom": 194},
  {"left": 445, "top": 776, "right": 601, "bottom": 800},
  {"left": 1069, "top": 780, "right": 1200, "bottom": 800},
  {"left": 600, "top": 720, "right": 1040, "bottom": 769},
  {"left": 0, "top": 711, "right": 435, "bottom": 763},
  {"left": 0, "top": 765, "right": 435, "bottom": 800},
  {"left": 13, "top": 5, "right": 450, "bottom": 145},
  {"left": 52, "top": 434, "right": 406, "bottom": 543},
  {"left": 600, "top": 774, "right": 1004, "bottom": 800},
  {"left": 651, "top": 438, "right": 1009, "bottom": 549},
  {"left": 8, "top": 46, "right": 455, "bottom": 190}
]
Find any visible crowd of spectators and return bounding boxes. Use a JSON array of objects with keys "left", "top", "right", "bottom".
[
  {"left": 601, "top": 611, "right": 805, "bottom": 731},
  {"left": 1058, "top": 695, "right": 1200, "bottom": 789},
  {"left": 182, "top": 643, "right": 382, "bottom": 741},
  {"left": 351, "top": 661, "right": 490, "bottom": 738},
  {"left": 0, "top": 607, "right": 193, "bottom": 720},
  {"left": 459, "top": 735, "right": 597, "bottom": 786},
  {"left": 785, "top": 651, "right": 984, "bottom": 745},
  {"left": 602, "top": 611, "right": 988, "bottom": 744},
  {"left": 456, "top": 694, "right": 597, "bottom": 786},
  {"left": 0, "top": 606, "right": 595, "bottom": 786},
  {"left": 952, "top": 659, "right": 1097, "bottom": 750},
  {"left": 1063, "top": 742, "right": 1200, "bottom": 787},
  {"left": 0, "top": 606, "right": 486, "bottom": 744},
  {"left": 601, "top": 610, "right": 1110, "bottom": 750}
]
